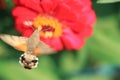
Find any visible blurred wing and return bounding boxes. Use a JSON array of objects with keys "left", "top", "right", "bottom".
[
  {"left": 0, "top": 34, "right": 28, "bottom": 52},
  {"left": 26, "top": 30, "right": 40, "bottom": 52},
  {"left": 34, "top": 41, "right": 57, "bottom": 55}
]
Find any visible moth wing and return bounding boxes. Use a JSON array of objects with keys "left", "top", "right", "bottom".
[
  {"left": 26, "top": 30, "right": 40, "bottom": 52},
  {"left": 35, "top": 41, "right": 57, "bottom": 55},
  {"left": 0, "top": 34, "right": 28, "bottom": 51}
]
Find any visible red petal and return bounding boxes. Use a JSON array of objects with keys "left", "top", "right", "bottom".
[
  {"left": 40, "top": 0, "right": 58, "bottom": 13},
  {"left": 12, "top": 7, "right": 37, "bottom": 18},
  {"left": 59, "top": 0, "right": 96, "bottom": 33},
  {"left": 40, "top": 37, "right": 63, "bottom": 51},
  {"left": 84, "top": 10, "right": 96, "bottom": 25},
  {"left": 54, "top": 3, "right": 77, "bottom": 22},
  {"left": 12, "top": 7, "right": 37, "bottom": 33},
  {"left": 63, "top": 21, "right": 94, "bottom": 38},
  {"left": 61, "top": 29, "right": 85, "bottom": 50},
  {"left": 22, "top": 28, "right": 34, "bottom": 37},
  {"left": 14, "top": 15, "right": 35, "bottom": 33},
  {"left": 79, "top": 25, "right": 93, "bottom": 38},
  {"left": 50, "top": 38, "right": 63, "bottom": 51},
  {"left": 19, "top": 0, "right": 43, "bottom": 13},
  {"left": 62, "top": 21, "right": 82, "bottom": 33}
]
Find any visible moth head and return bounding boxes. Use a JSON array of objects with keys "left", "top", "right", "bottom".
[{"left": 19, "top": 53, "right": 38, "bottom": 70}]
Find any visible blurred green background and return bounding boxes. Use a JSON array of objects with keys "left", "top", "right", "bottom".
[{"left": 0, "top": 0, "right": 120, "bottom": 80}]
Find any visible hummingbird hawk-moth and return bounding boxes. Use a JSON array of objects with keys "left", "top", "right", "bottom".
[{"left": 0, "top": 29, "right": 56, "bottom": 70}]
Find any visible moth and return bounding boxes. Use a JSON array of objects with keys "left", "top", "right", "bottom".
[{"left": 0, "top": 29, "right": 56, "bottom": 70}]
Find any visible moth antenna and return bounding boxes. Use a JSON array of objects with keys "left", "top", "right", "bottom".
[{"left": 24, "top": 21, "right": 35, "bottom": 30}]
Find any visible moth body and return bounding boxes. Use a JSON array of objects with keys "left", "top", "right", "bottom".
[
  {"left": 0, "top": 29, "right": 56, "bottom": 70},
  {"left": 19, "top": 53, "right": 38, "bottom": 70}
]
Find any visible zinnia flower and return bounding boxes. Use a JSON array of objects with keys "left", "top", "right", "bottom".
[{"left": 12, "top": 0, "right": 96, "bottom": 51}]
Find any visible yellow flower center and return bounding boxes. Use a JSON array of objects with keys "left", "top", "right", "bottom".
[{"left": 33, "top": 15, "right": 62, "bottom": 38}]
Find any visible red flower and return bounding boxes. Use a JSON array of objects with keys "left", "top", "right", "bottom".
[{"left": 12, "top": 0, "right": 96, "bottom": 51}]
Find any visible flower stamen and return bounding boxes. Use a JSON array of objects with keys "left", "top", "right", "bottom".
[{"left": 33, "top": 15, "right": 62, "bottom": 38}]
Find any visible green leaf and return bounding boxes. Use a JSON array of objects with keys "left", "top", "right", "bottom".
[
  {"left": 59, "top": 51, "right": 78, "bottom": 73},
  {"left": 76, "top": 46, "right": 88, "bottom": 70},
  {"left": 88, "top": 14, "right": 120, "bottom": 65},
  {"left": 0, "top": 57, "right": 60, "bottom": 80},
  {"left": 89, "top": 31, "right": 120, "bottom": 65},
  {"left": 97, "top": 0, "right": 120, "bottom": 3},
  {"left": 5, "top": 0, "right": 14, "bottom": 10},
  {"left": 69, "top": 76, "right": 110, "bottom": 80}
]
